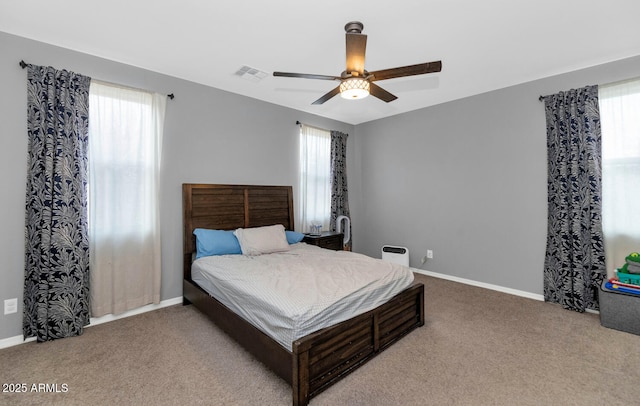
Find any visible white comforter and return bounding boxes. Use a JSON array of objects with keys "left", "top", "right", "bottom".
[{"left": 191, "top": 243, "right": 414, "bottom": 350}]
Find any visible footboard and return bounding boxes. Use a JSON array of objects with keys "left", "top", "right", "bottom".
[{"left": 292, "top": 282, "right": 424, "bottom": 405}]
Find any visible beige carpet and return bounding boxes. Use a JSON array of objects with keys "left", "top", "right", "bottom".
[{"left": 2, "top": 274, "right": 639, "bottom": 406}]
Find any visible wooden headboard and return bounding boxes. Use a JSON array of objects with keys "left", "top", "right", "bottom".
[{"left": 182, "top": 183, "right": 294, "bottom": 280}]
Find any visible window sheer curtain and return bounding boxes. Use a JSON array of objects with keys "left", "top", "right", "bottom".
[
  {"left": 24, "top": 64, "right": 92, "bottom": 341},
  {"left": 298, "top": 125, "right": 331, "bottom": 233},
  {"left": 542, "top": 85, "right": 605, "bottom": 312},
  {"left": 88, "top": 81, "right": 165, "bottom": 317},
  {"left": 599, "top": 79, "right": 640, "bottom": 276}
]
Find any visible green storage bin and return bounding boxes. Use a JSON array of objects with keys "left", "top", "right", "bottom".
[{"left": 616, "top": 268, "right": 640, "bottom": 285}]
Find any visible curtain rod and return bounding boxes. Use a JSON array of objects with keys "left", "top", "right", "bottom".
[
  {"left": 20, "top": 60, "right": 175, "bottom": 100},
  {"left": 296, "top": 121, "right": 332, "bottom": 133}
]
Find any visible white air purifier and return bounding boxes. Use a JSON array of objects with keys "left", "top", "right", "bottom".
[{"left": 381, "top": 245, "right": 410, "bottom": 267}]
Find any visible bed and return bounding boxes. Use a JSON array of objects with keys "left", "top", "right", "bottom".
[{"left": 182, "top": 183, "right": 425, "bottom": 405}]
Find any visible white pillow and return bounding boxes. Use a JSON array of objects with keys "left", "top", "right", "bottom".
[{"left": 233, "top": 224, "right": 291, "bottom": 255}]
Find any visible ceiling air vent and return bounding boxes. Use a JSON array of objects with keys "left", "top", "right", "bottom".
[{"left": 235, "top": 65, "right": 268, "bottom": 82}]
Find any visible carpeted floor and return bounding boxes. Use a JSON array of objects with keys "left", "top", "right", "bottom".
[{"left": 1, "top": 274, "right": 639, "bottom": 405}]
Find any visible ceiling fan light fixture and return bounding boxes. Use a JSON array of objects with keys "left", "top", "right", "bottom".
[
  {"left": 273, "top": 21, "right": 441, "bottom": 105},
  {"left": 339, "top": 78, "right": 370, "bottom": 100}
]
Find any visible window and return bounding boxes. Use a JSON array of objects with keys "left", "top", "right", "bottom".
[
  {"left": 298, "top": 124, "right": 331, "bottom": 233},
  {"left": 88, "top": 81, "right": 165, "bottom": 317},
  {"left": 599, "top": 78, "right": 640, "bottom": 275}
]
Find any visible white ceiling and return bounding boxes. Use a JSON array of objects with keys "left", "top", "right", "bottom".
[{"left": 2, "top": 1, "right": 640, "bottom": 124}]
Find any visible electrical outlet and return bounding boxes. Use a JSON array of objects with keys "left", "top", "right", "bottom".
[
  {"left": 4, "top": 298, "right": 18, "bottom": 315},
  {"left": 427, "top": 250, "right": 434, "bottom": 259}
]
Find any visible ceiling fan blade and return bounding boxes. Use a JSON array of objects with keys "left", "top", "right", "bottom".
[
  {"left": 273, "top": 72, "right": 341, "bottom": 81},
  {"left": 345, "top": 33, "right": 367, "bottom": 75},
  {"left": 369, "top": 61, "right": 442, "bottom": 82},
  {"left": 312, "top": 86, "right": 341, "bottom": 105},
  {"left": 369, "top": 82, "right": 398, "bottom": 103}
]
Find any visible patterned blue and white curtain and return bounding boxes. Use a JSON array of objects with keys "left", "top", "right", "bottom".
[
  {"left": 542, "top": 85, "right": 606, "bottom": 312},
  {"left": 24, "top": 64, "right": 92, "bottom": 341},
  {"left": 329, "top": 130, "right": 351, "bottom": 250}
]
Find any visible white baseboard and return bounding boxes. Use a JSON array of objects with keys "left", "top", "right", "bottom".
[
  {"left": 88, "top": 296, "right": 183, "bottom": 327},
  {"left": 0, "top": 296, "right": 183, "bottom": 350},
  {"left": 0, "top": 334, "right": 36, "bottom": 350},
  {"left": 411, "top": 268, "right": 545, "bottom": 302},
  {"left": 412, "top": 269, "right": 603, "bottom": 314}
]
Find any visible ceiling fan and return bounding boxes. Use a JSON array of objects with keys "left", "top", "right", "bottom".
[{"left": 273, "top": 21, "right": 442, "bottom": 105}]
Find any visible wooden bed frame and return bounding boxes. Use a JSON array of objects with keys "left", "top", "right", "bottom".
[{"left": 182, "top": 183, "right": 425, "bottom": 405}]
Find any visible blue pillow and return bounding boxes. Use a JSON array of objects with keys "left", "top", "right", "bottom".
[
  {"left": 285, "top": 230, "right": 305, "bottom": 244},
  {"left": 193, "top": 228, "right": 242, "bottom": 258}
]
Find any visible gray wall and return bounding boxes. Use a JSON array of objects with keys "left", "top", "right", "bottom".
[
  {"left": 353, "top": 55, "right": 640, "bottom": 294},
  {"left": 0, "top": 32, "right": 354, "bottom": 341}
]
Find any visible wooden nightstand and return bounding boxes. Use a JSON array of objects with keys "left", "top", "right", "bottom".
[{"left": 302, "top": 231, "right": 344, "bottom": 251}]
